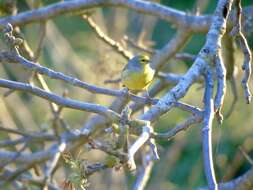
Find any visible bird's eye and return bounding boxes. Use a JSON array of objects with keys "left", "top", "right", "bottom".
[
  {"left": 139, "top": 55, "right": 149, "bottom": 64},
  {"left": 140, "top": 58, "right": 146, "bottom": 63}
]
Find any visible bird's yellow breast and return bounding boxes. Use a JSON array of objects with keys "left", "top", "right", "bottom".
[{"left": 121, "top": 64, "right": 154, "bottom": 91}]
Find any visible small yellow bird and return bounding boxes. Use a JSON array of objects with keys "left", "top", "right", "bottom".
[{"left": 121, "top": 55, "right": 155, "bottom": 92}]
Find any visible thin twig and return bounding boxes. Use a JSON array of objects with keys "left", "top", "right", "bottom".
[
  {"left": 0, "top": 142, "right": 28, "bottom": 170},
  {"left": 43, "top": 140, "right": 66, "bottom": 189},
  {"left": 0, "top": 133, "right": 56, "bottom": 147},
  {"left": 88, "top": 140, "right": 127, "bottom": 162},
  {"left": 225, "top": 76, "right": 238, "bottom": 118},
  {"left": 124, "top": 35, "right": 196, "bottom": 62},
  {"left": 151, "top": 29, "right": 192, "bottom": 70},
  {"left": 152, "top": 114, "right": 202, "bottom": 140},
  {"left": 199, "top": 167, "right": 253, "bottom": 190},
  {"left": 33, "top": 21, "right": 46, "bottom": 61},
  {"left": 123, "top": 35, "right": 155, "bottom": 55},
  {"left": 12, "top": 22, "right": 59, "bottom": 113},
  {"left": 0, "top": 163, "right": 41, "bottom": 186},
  {"left": 173, "top": 101, "right": 202, "bottom": 115},
  {"left": 238, "top": 146, "right": 253, "bottom": 165},
  {"left": 231, "top": 0, "right": 252, "bottom": 104},
  {"left": 174, "top": 53, "right": 196, "bottom": 62},
  {"left": 82, "top": 14, "right": 132, "bottom": 60},
  {"left": 0, "top": 126, "right": 29, "bottom": 136}
]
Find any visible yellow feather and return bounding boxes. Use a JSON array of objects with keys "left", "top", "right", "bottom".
[{"left": 121, "top": 61, "right": 154, "bottom": 91}]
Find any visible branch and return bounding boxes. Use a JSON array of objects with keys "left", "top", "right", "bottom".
[
  {"left": 43, "top": 140, "right": 66, "bottom": 188},
  {"left": 231, "top": 0, "right": 252, "bottom": 104},
  {"left": 0, "top": 78, "right": 120, "bottom": 121},
  {"left": 139, "top": 0, "right": 233, "bottom": 122},
  {"left": 132, "top": 153, "right": 154, "bottom": 190},
  {"left": 1, "top": 169, "right": 60, "bottom": 190},
  {"left": 239, "top": 146, "right": 253, "bottom": 165},
  {"left": 156, "top": 72, "right": 184, "bottom": 85},
  {"left": 88, "top": 140, "right": 127, "bottom": 162},
  {"left": 12, "top": 22, "right": 59, "bottom": 112},
  {"left": 80, "top": 0, "right": 238, "bottom": 135},
  {"left": 150, "top": 29, "right": 192, "bottom": 70},
  {"left": 82, "top": 70, "right": 196, "bottom": 138},
  {"left": 127, "top": 122, "right": 152, "bottom": 171},
  {"left": 123, "top": 35, "right": 155, "bottom": 55},
  {"left": 172, "top": 101, "right": 202, "bottom": 115},
  {"left": 0, "top": 163, "right": 42, "bottom": 187},
  {"left": 82, "top": 14, "right": 132, "bottom": 60},
  {"left": 0, "top": 133, "right": 56, "bottom": 147},
  {"left": 83, "top": 13, "right": 192, "bottom": 72},
  {"left": 0, "top": 0, "right": 252, "bottom": 35},
  {"left": 0, "top": 126, "right": 56, "bottom": 147},
  {"left": 0, "top": 144, "right": 57, "bottom": 164},
  {"left": 214, "top": 54, "right": 226, "bottom": 124},
  {"left": 152, "top": 114, "right": 202, "bottom": 140},
  {"left": 0, "top": 0, "right": 193, "bottom": 30},
  {"left": 0, "top": 51, "right": 153, "bottom": 105},
  {"left": 199, "top": 167, "right": 253, "bottom": 190},
  {"left": 140, "top": 58, "right": 204, "bottom": 121},
  {"left": 124, "top": 35, "right": 196, "bottom": 62},
  {"left": 0, "top": 143, "right": 28, "bottom": 170},
  {"left": 202, "top": 69, "right": 217, "bottom": 189},
  {"left": 33, "top": 21, "right": 47, "bottom": 61}
]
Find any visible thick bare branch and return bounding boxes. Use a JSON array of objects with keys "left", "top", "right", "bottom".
[
  {"left": 0, "top": 0, "right": 252, "bottom": 35},
  {"left": 127, "top": 123, "right": 152, "bottom": 171},
  {"left": 0, "top": 145, "right": 56, "bottom": 164},
  {"left": 0, "top": 78, "right": 120, "bottom": 121},
  {"left": 0, "top": 51, "right": 154, "bottom": 105},
  {"left": 0, "top": 0, "right": 196, "bottom": 30},
  {"left": 202, "top": 69, "right": 217, "bottom": 189},
  {"left": 139, "top": 0, "right": 233, "bottom": 122}
]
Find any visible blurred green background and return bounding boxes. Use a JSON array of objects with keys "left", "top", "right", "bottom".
[{"left": 0, "top": 0, "right": 253, "bottom": 189}]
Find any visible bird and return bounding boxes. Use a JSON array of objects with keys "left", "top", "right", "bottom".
[{"left": 121, "top": 54, "right": 155, "bottom": 94}]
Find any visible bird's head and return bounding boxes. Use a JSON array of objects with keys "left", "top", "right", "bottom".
[{"left": 127, "top": 54, "right": 151, "bottom": 69}]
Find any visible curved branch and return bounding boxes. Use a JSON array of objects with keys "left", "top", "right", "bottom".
[
  {"left": 139, "top": 0, "right": 234, "bottom": 121},
  {"left": 202, "top": 69, "right": 217, "bottom": 189},
  {"left": 151, "top": 29, "right": 192, "bottom": 70},
  {"left": 0, "top": 0, "right": 192, "bottom": 29},
  {"left": 0, "top": 0, "right": 252, "bottom": 34},
  {"left": 0, "top": 145, "right": 57, "bottom": 164},
  {"left": 199, "top": 167, "right": 253, "bottom": 190},
  {"left": 152, "top": 114, "right": 203, "bottom": 140},
  {"left": 0, "top": 51, "right": 153, "bottom": 105},
  {"left": 0, "top": 78, "right": 120, "bottom": 121},
  {"left": 82, "top": 15, "right": 132, "bottom": 60}
]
